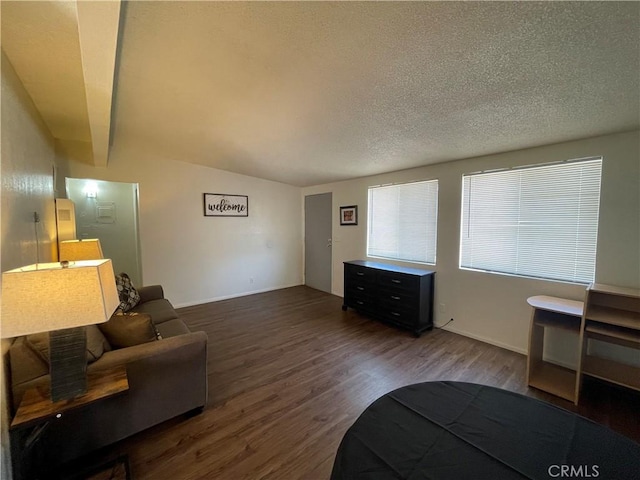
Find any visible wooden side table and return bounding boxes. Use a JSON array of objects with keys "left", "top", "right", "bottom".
[{"left": 11, "top": 366, "right": 129, "bottom": 480}]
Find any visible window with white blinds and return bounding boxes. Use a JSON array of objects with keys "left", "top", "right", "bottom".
[
  {"left": 367, "top": 179, "right": 438, "bottom": 264},
  {"left": 460, "top": 157, "right": 602, "bottom": 283}
]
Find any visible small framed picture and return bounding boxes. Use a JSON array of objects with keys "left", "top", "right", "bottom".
[{"left": 340, "top": 205, "right": 358, "bottom": 226}]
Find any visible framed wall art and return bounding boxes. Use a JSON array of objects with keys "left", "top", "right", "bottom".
[
  {"left": 340, "top": 205, "right": 358, "bottom": 226},
  {"left": 203, "top": 193, "right": 248, "bottom": 217}
]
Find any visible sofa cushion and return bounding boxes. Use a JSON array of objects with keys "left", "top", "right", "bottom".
[
  {"left": 155, "top": 319, "right": 191, "bottom": 339},
  {"left": 99, "top": 312, "right": 159, "bottom": 348},
  {"left": 116, "top": 272, "right": 141, "bottom": 312},
  {"left": 25, "top": 332, "right": 49, "bottom": 363},
  {"left": 25, "top": 325, "right": 111, "bottom": 365},
  {"left": 132, "top": 299, "right": 179, "bottom": 325},
  {"left": 137, "top": 285, "right": 165, "bottom": 304}
]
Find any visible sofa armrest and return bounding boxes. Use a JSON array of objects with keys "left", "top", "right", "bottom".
[
  {"left": 89, "top": 331, "right": 206, "bottom": 371},
  {"left": 137, "top": 285, "right": 165, "bottom": 303}
]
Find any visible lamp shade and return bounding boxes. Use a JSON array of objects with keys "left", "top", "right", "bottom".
[
  {"left": 1, "top": 259, "right": 119, "bottom": 338},
  {"left": 59, "top": 238, "right": 104, "bottom": 261}
]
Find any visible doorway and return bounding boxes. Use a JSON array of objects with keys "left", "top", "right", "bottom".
[
  {"left": 66, "top": 178, "right": 143, "bottom": 286},
  {"left": 304, "top": 193, "right": 332, "bottom": 293}
]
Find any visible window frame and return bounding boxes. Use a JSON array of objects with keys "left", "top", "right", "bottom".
[
  {"left": 458, "top": 157, "right": 603, "bottom": 284},
  {"left": 367, "top": 178, "right": 439, "bottom": 265}
]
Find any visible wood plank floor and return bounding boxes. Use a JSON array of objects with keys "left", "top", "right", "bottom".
[{"left": 102, "top": 286, "right": 639, "bottom": 479}]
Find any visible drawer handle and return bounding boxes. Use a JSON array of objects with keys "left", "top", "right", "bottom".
[
  {"left": 357, "top": 301, "right": 364, "bottom": 305},
  {"left": 391, "top": 279, "right": 401, "bottom": 284},
  {"left": 357, "top": 287, "right": 365, "bottom": 291},
  {"left": 391, "top": 312, "right": 401, "bottom": 317},
  {"left": 356, "top": 272, "right": 365, "bottom": 276},
  {"left": 390, "top": 295, "right": 400, "bottom": 300}
]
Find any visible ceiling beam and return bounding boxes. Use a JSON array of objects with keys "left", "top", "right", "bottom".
[{"left": 76, "top": 0, "right": 122, "bottom": 167}]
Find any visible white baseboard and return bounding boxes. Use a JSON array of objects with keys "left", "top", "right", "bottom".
[
  {"left": 173, "top": 283, "right": 303, "bottom": 309},
  {"left": 438, "top": 324, "right": 527, "bottom": 356}
]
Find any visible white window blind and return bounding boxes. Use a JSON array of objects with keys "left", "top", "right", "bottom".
[
  {"left": 368, "top": 180, "right": 438, "bottom": 264},
  {"left": 460, "top": 158, "right": 602, "bottom": 283}
]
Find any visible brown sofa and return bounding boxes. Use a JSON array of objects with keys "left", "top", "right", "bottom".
[{"left": 8, "top": 285, "right": 208, "bottom": 474}]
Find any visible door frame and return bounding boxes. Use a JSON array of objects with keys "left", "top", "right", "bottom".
[{"left": 304, "top": 192, "right": 333, "bottom": 293}]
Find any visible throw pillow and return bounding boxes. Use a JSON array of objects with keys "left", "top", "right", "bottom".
[
  {"left": 98, "top": 312, "right": 159, "bottom": 349},
  {"left": 25, "top": 325, "right": 111, "bottom": 365},
  {"left": 86, "top": 324, "right": 112, "bottom": 361},
  {"left": 115, "top": 272, "right": 141, "bottom": 312}
]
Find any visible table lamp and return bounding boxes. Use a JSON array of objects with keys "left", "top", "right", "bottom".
[
  {"left": 59, "top": 238, "right": 104, "bottom": 261},
  {"left": 1, "top": 259, "right": 119, "bottom": 402}
]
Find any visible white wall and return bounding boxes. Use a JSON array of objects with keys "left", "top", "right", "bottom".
[
  {"left": 58, "top": 143, "right": 303, "bottom": 307},
  {"left": 1, "top": 52, "right": 59, "bottom": 480},
  {"left": 303, "top": 130, "right": 640, "bottom": 360}
]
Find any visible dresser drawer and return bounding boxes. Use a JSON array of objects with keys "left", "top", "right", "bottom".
[
  {"left": 347, "top": 283, "right": 376, "bottom": 297},
  {"left": 345, "top": 264, "right": 376, "bottom": 284},
  {"left": 378, "top": 306, "right": 418, "bottom": 327},
  {"left": 378, "top": 271, "right": 419, "bottom": 291},
  {"left": 348, "top": 295, "right": 376, "bottom": 312},
  {"left": 379, "top": 288, "right": 418, "bottom": 310},
  {"left": 344, "top": 283, "right": 376, "bottom": 312}
]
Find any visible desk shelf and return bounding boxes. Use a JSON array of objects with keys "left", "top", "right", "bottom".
[
  {"left": 585, "top": 305, "right": 640, "bottom": 330},
  {"left": 528, "top": 362, "right": 577, "bottom": 402},
  {"left": 534, "top": 311, "right": 581, "bottom": 333},
  {"left": 582, "top": 355, "right": 640, "bottom": 392},
  {"left": 585, "top": 322, "right": 640, "bottom": 348}
]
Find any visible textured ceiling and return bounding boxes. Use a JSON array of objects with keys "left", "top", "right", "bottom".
[{"left": 112, "top": 1, "right": 639, "bottom": 186}]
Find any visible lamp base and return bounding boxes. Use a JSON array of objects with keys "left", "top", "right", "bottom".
[{"left": 50, "top": 327, "right": 87, "bottom": 402}]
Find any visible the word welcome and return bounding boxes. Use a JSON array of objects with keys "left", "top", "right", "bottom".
[{"left": 208, "top": 198, "right": 246, "bottom": 213}]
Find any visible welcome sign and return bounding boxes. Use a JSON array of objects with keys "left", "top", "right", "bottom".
[{"left": 203, "top": 193, "right": 248, "bottom": 217}]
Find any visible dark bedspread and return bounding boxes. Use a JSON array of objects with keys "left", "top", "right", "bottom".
[{"left": 331, "top": 381, "right": 640, "bottom": 480}]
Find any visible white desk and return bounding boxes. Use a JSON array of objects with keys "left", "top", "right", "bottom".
[{"left": 526, "top": 285, "right": 640, "bottom": 404}]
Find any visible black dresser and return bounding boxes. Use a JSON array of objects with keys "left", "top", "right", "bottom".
[{"left": 342, "top": 260, "right": 435, "bottom": 336}]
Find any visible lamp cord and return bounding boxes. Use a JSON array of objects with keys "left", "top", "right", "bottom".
[
  {"left": 435, "top": 318, "right": 454, "bottom": 330},
  {"left": 34, "top": 211, "right": 40, "bottom": 265}
]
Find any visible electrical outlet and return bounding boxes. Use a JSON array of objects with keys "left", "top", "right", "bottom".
[{"left": 438, "top": 303, "right": 446, "bottom": 313}]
